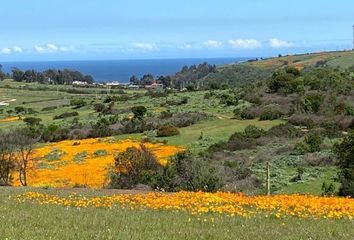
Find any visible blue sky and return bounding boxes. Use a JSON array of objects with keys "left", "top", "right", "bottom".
[{"left": 1, "top": 0, "right": 353, "bottom": 61}]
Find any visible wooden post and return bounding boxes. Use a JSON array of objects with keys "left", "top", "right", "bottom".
[{"left": 266, "top": 161, "right": 270, "bottom": 195}]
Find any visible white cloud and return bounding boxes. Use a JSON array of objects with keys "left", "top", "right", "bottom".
[
  {"left": 59, "top": 46, "right": 76, "bottom": 52},
  {"left": 269, "top": 38, "right": 293, "bottom": 48},
  {"left": 12, "top": 46, "right": 23, "bottom": 53},
  {"left": 203, "top": 40, "right": 222, "bottom": 49},
  {"left": 1, "top": 48, "right": 12, "bottom": 54},
  {"left": 132, "top": 43, "right": 158, "bottom": 51},
  {"left": 34, "top": 43, "right": 75, "bottom": 53},
  {"left": 34, "top": 43, "right": 58, "bottom": 53},
  {"left": 228, "top": 39, "right": 262, "bottom": 49},
  {"left": 180, "top": 43, "right": 192, "bottom": 50}
]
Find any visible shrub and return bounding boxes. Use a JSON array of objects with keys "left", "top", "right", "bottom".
[
  {"left": 70, "top": 99, "right": 87, "bottom": 109},
  {"left": 161, "top": 152, "right": 223, "bottom": 192},
  {"left": 42, "top": 106, "right": 57, "bottom": 112},
  {"left": 94, "top": 103, "right": 105, "bottom": 113},
  {"left": 294, "top": 133, "right": 322, "bottom": 155},
  {"left": 53, "top": 112, "right": 79, "bottom": 120},
  {"left": 333, "top": 131, "right": 354, "bottom": 197},
  {"left": 321, "top": 182, "right": 336, "bottom": 196},
  {"left": 267, "top": 123, "right": 301, "bottom": 138},
  {"left": 156, "top": 123, "right": 180, "bottom": 137},
  {"left": 23, "top": 117, "right": 42, "bottom": 126},
  {"left": 259, "top": 109, "right": 282, "bottom": 120},
  {"left": 304, "top": 134, "right": 322, "bottom": 152},
  {"left": 131, "top": 106, "right": 147, "bottom": 120},
  {"left": 244, "top": 125, "right": 265, "bottom": 139},
  {"left": 14, "top": 106, "right": 26, "bottom": 114},
  {"left": 108, "top": 144, "right": 162, "bottom": 189},
  {"left": 304, "top": 94, "right": 323, "bottom": 113}
]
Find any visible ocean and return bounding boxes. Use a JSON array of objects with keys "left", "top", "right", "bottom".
[{"left": 0, "top": 58, "right": 246, "bottom": 83}]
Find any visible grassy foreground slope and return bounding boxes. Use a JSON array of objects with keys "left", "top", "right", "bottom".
[{"left": 1, "top": 187, "right": 354, "bottom": 240}]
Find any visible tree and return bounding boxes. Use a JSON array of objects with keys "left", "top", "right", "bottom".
[
  {"left": 333, "top": 131, "right": 354, "bottom": 197},
  {"left": 109, "top": 144, "right": 162, "bottom": 189},
  {"left": 129, "top": 75, "right": 139, "bottom": 85},
  {"left": 140, "top": 74, "right": 155, "bottom": 85},
  {"left": 0, "top": 132, "right": 17, "bottom": 185},
  {"left": 13, "top": 129, "right": 38, "bottom": 186},
  {"left": 131, "top": 106, "right": 147, "bottom": 120}
]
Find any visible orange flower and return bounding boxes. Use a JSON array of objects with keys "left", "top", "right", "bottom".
[
  {"left": 17, "top": 191, "right": 354, "bottom": 220},
  {"left": 14, "top": 138, "right": 183, "bottom": 188}
]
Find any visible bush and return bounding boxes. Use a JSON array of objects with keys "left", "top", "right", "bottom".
[
  {"left": 321, "top": 182, "right": 336, "bottom": 196},
  {"left": 108, "top": 144, "right": 162, "bottom": 189},
  {"left": 333, "top": 131, "right": 354, "bottom": 197},
  {"left": 267, "top": 123, "right": 301, "bottom": 138},
  {"left": 53, "top": 112, "right": 79, "bottom": 120},
  {"left": 244, "top": 125, "right": 265, "bottom": 139},
  {"left": 304, "top": 94, "right": 323, "bottom": 113},
  {"left": 70, "top": 99, "right": 87, "bottom": 109},
  {"left": 259, "top": 109, "right": 282, "bottom": 120},
  {"left": 294, "top": 133, "right": 322, "bottom": 154},
  {"left": 161, "top": 152, "right": 223, "bottom": 192},
  {"left": 304, "top": 134, "right": 322, "bottom": 152},
  {"left": 156, "top": 123, "right": 180, "bottom": 137},
  {"left": 14, "top": 106, "right": 26, "bottom": 114},
  {"left": 23, "top": 117, "right": 42, "bottom": 126},
  {"left": 131, "top": 106, "right": 147, "bottom": 120},
  {"left": 94, "top": 103, "right": 105, "bottom": 113},
  {"left": 42, "top": 106, "right": 57, "bottom": 112}
]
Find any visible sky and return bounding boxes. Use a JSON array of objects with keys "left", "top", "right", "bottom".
[{"left": 0, "top": 0, "right": 354, "bottom": 61}]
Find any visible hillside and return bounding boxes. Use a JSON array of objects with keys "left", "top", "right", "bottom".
[{"left": 204, "top": 50, "right": 354, "bottom": 87}]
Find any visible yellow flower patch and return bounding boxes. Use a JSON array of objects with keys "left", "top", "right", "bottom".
[
  {"left": 0, "top": 116, "right": 20, "bottom": 123},
  {"left": 15, "top": 138, "right": 183, "bottom": 188},
  {"left": 17, "top": 191, "right": 354, "bottom": 220}
]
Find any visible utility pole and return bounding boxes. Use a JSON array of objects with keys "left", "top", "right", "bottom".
[{"left": 266, "top": 161, "right": 270, "bottom": 195}]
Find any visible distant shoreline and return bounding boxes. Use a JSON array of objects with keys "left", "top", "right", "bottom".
[{"left": 0, "top": 58, "right": 248, "bottom": 83}]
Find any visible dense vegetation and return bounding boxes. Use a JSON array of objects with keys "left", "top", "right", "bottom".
[
  {"left": 10, "top": 68, "right": 94, "bottom": 84},
  {"left": 130, "top": 62, "right": 217, "bottom": 89},
  {"left": 0, "top": 51, "right": 354, "bottom": 197}
]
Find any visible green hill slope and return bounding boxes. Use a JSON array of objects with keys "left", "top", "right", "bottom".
[{"left": 204, "top": 50, "right": 354, "bottom": 87}]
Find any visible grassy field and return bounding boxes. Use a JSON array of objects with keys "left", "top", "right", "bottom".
[{"left": 1, "top": 187, "right": 353, "bottom": 240}]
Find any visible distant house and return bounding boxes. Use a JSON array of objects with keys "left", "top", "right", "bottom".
[
  {"left": 128, "top": 84, "right": 140, "bottom": 89},
  {"left": 72, "top": 81, "right": 88, "bottom": 86},
  {"left": 144, "top": 83, "right": 164, "bottom": 91},
  {"left": 106, "top": 81, "right": 120, "bottom": 86}
]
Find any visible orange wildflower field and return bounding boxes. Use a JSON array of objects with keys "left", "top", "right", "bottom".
[
  {"left": 16, "top": 138, "right": 183, "bottom": 188},
  {"left": 17, "top": 191, "right": 354, "bottom": 220},
  {"left": 0, "top": 116, "right": 20, "bottom": 123}
]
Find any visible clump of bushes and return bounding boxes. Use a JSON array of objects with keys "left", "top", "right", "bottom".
[
  {"left": 42, "top": 106, "right": 58, "bottom": 112},
  {"left": 53, "top": 112, "right": 79, "bottom": 120},
  {"left": 161, "top": 152, "right": 223, "bottom": 192},
  {"left": 156, "top": 123, "right": 179, "bottom": 137},
  {"left": 294, "top": 133, "right": 323, "bottom": 155},
  {"left": 108, "top": 144, "right": 162, "bottom": 189},
  {"left": 259, "top": 109, "right": 282, "bottom": 120},
  {"left": 23, "top": 117, "right": 42, "bottom": 126},
  {"left": 108, "top": 147, "right": 223, "bottom": 192},
  {"left": 70, "top": 99, "right": 87, "bottom": 109}
]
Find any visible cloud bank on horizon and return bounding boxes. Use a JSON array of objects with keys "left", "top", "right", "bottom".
[{"left": 0, "top": 0, "right": 353, "bottom": 61}]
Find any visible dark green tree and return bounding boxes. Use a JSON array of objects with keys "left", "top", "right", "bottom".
[{"left": 333, "top": 131, "right": 354, "bottom": 197}]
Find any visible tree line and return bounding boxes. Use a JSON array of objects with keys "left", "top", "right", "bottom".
[
  {"left": 8, "top": 67, "right": 94, "bottom": 84},
  {"left": 129, "top": 62, "right": 217, "bottom": 89}
]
